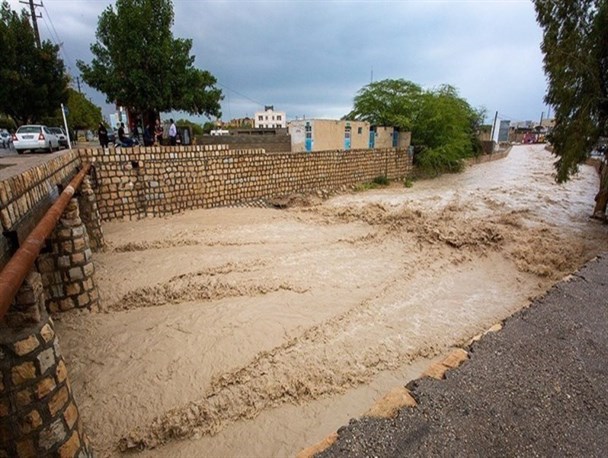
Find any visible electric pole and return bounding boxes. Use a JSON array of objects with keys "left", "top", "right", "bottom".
[
  {"left": 76, "top": 76, "right": 82, "bottom": 93},
  {"left": 20, "top": 0, "right": 42, "bottom": 48}
]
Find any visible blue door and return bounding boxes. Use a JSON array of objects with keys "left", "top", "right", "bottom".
[
  {"left": 369, "top": 130, "right": 376, "bottom": 148},
  {"left": 344, "top": 125, "right": 351, "bottom": 150},
  {"left": 392, "top": 130, "right": 399, "bottom": 147}
]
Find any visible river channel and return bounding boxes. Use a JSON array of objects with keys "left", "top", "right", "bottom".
[{"left": 54, "top": 144, "right": 607, "bottom": 457}]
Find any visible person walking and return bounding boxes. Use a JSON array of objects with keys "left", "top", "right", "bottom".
[
  {"left": 98, "top": 122, "right": 109, "bottom": 149},
  {"left": 169, "top": 119, "right": 177, "bottom": 146}
]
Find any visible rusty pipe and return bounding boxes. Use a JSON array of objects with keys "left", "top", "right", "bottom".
[{"left": 0, "top": 162, "right": 92, "bottom": 320}]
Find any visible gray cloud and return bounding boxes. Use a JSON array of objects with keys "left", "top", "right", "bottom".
[{"left": 8, "top": 0, "right": 548, "bottom": 124}]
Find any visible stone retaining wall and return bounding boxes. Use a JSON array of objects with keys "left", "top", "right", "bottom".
[
  {"left": 0, "top": 152, "right": 80, "bottom": 268},
  {"left": 78, "top": 145, "right": 413, "bottom": 221},
  {"left": 0, "top": 272, "right": 92, "bottom": 457},
  {"left": 465, "top": 147, "right": 511, "bottom": 166}
]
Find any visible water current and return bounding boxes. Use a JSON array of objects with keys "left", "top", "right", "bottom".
[{"left": 55, "top": 145, "right": 607, "bottom": 457}]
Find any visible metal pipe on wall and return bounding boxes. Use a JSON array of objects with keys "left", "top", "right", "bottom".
[{"left": 0, "top": 162, "right": 92, "bottom": 319}]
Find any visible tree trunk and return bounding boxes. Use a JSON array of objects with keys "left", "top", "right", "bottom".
[{"left": 592, "top": 157, "right": 608, "bottom": 220}]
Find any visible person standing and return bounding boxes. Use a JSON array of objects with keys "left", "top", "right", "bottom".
[
  {"left": 98, "top": 122, "right": 109, "bottom": 149},
  {"left": 154, "top": 119, "right": 163, "bottom": 145},
  {"left": 169, "top": 119, "right": 177, "bottom": 146}
]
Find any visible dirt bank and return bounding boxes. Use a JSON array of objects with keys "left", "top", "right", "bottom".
[{"left": 53, "top": 145, "right": 607, "bottom": 456}]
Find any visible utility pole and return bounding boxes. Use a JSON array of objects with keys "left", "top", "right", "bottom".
[
  {"left": 76, "top": 76, "right": 82, "bottom": 93},
  {"left": 20, "top": 0, "right": 42, "bottom": 48},
  {"left": 490, "top": 111, "right": 499, "bottom": 141}
]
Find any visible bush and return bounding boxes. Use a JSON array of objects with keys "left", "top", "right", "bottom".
[{"left": 372, "top": 175, "right": 390, "bottom": 185}]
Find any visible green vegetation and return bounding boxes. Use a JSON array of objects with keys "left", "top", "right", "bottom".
[
  {"left": 41, "top": 89, "right": 103, "bottom": 130},
  {"left": 0, "top": 1, "right": 69, "bottom": 125},
  {"left": 372, "top": 175, "right": 390, "bottom": 186},
  {"left": 347, "top": 79, "right": 484, "bottom": 176},
  {"left": 533, "top": 0, "right": 608, "bottom": 218},
  {"left": 355, "top": 176, "right": 391, "bottom": 192},
  {"left": 77, "top": 0, "right": 223, "bottom": 127},
  {"left": 403, "top": 177, "right": 414, "bottom": 188},
  {"left": 176, "top": 119, "right": 204, "bottom": 136}
]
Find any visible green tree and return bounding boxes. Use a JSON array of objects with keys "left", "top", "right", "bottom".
[
  {"left": 347, "top": 79, "right": 423, "bottom": 129},
  {"left": 176, "top": 118, "right": 203, "bottom": 136},
  {"left": 41, "top": 89, "right": 103, "bottom": 131},
  {"left": 64, "top": 89, "right": 103, "bottom": 130},
  {"left": 0, "top": 1, "right": 68, "bottom": 125},
  {"left": 77, "top": 0, "right": 223, "bottom": 128},
  {"left": 533, "top": 0, "right": 608, "bottom": 219},
  {"left": 348, "top": 79, "right": 484, "bottom": 175}
]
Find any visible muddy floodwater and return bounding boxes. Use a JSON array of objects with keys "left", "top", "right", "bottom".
[{"left": 54, "top": 145, "right": 607, "bottom": 457}]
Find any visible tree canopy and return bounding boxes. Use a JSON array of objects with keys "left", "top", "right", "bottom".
[
  {"left": 0, "top": 1, "right": 69, "bottom": 125},
  {"left": 77, "top": 0, "right": 223, "bottom": 126},
  {"left": 533, "top": 0, "right": 608, "bottom": 218},
  {"left": 41, "top": 89, "right": 103, "bottom": 131},
  {"left": 348, "top": 79, "right": 484, "bottom": 175}
]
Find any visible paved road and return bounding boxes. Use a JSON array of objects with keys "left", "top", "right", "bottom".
[
  {"left": 0, "top": 145, "right": 75, "bottom": 181},
  {"left": 318, "top": 253, "right": 608, "bottom": 457}
]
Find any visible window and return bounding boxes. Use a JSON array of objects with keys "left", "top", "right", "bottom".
[
  {"left": 265, "top": 116, "right": 268, "bottom": 120},
  {"left": 258, "top": 116, "right": 263, "bottom": 121},
  {"left": 357, "top": 127, "right": 362, "bottom": 134},
  {"left": 277, "top": 115, "right": 282, "bottom": 121}
]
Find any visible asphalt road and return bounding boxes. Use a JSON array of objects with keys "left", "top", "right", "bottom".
[
  {"left": 318, "top": 253, "right": 608, "bottom": 457},
  {"left": 0, "top": 145, "right": 74, "bottom": 181}
]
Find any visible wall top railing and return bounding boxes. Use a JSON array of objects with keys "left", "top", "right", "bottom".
[{"left": 0, "top": 162, "right": 91, "bottom": 321}]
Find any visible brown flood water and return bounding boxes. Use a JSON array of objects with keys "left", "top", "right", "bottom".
[{"left": 54, "top": 144, "right": 607, "bottom": 457}]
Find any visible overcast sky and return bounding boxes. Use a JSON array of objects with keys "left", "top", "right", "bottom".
[{"left": 7, "top": 0, "right": 549, "bottom": 125}]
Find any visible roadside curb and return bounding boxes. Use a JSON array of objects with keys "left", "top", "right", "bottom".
[{"left": 295, "top": 323, "right": 504, "bottom": 458}]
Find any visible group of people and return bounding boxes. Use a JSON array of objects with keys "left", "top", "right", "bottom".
[{"left": 97, "top": 119, "right": 179, "bottom": 148}]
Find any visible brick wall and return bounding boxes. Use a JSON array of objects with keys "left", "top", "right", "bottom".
[{"left": 78, "top": 145, "right": 413, "bottom": 221}]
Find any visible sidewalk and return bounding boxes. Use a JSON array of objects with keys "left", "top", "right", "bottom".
[{"left": 315, "top": 254, "right": 608, "bottom": 457}]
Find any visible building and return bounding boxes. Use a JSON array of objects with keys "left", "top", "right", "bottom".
[
  {"left": 289, "top": 120, "right": 410, "bottom": 153},
  {"left": 289, "top": 119, "right": 371, "bottom": 152},
  {"left": 254, "top": 106, "right": 286, "bottom": 129}
]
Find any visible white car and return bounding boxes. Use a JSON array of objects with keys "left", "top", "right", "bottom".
[
  {"left": 49, "top": 127, "right": 68, "bottom": 148},
  {"left": 13, "top": 125, "right": 60, "bottom": 154}
]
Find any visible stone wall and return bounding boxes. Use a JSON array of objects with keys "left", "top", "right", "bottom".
[
  {"left": 0, "top": 272, "right": 92, "bottom": 457},
  {"left": 0, "top": 152, "right": 80, "bottom": 268},
  {"left": 465, "top": 147, "right": 511, "bottom": 166},
  {"left": 78, "top": 145, "right": 413, "bottom": 221}
]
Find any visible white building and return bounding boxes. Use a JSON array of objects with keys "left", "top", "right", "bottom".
[{"left": 254, "top": 105, "right": 286, "bottom": 129}]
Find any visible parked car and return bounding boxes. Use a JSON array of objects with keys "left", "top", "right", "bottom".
[
  {"left": 0, "top": 129, "right": 10, "bottom": 148},
  {"left": 49, "top": 127, "right": 68, "bottom": 148},
  {"left": 12, "top": 125, "right": 60, "bottom": 154}
]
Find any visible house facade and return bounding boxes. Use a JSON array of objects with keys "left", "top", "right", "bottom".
[
  {"left": 254, "top": 106, "right": 286, "bottom": 129},
  {"left": 288, "top": 119, "right": 371, "bottom": 152}
]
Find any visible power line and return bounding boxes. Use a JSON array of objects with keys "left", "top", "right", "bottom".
[
  {"left": 41, "top": 3, "right": 74, "bottom": 73},
  {"left": 215, "top": 81, "right": 264, "bottom": 107}
]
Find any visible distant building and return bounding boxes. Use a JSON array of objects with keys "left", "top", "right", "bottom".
[{"left": 254, "top": 106, "right": 286, "bottom": 129}]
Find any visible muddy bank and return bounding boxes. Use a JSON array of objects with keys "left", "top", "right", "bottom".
[{"left": 53, "top": 145, "right": 607, "bottom": 456}]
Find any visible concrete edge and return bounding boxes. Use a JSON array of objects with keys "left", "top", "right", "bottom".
[{"left": 294, "top": 325, "right": 502, "bottom": 457}]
